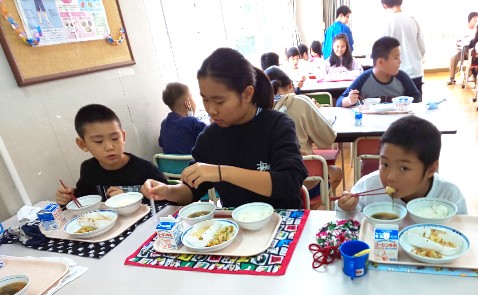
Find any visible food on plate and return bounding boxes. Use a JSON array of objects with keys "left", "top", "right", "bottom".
[
  {"left": 206, "top": 225, "right": 234, "bottom": 247},
  {"left": 76, "top": 212, "right": 114, "bottom": 230},
  {"left": 75, "top": 225, "right": 97, "bottom": 233},
  {"left": 187, "top": 211, "right": 210, "bottom": 218},
  {"left": 407, "top": 227, "right": 462, "bottom": 257},
  {"left": 414, "top": 204, "right": 449, "bottom": 218},
  {"left": 187, "top": 221, "right": 235, "bottom": 248},
  {"left": 385, "top": 186, "right": 396, "bottom": 197},
  {"left": 411, "top": 248, "right": 442, "bottom": 259},
  {"left": 424, "top": 229, "right": 457, "bottom": 248},
  {"left": 370, "top": 212, "right": 399, "bottom": 220}
]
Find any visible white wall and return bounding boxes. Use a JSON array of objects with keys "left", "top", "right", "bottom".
[
  {"left": 0, "top": 0, "right": 169, "bottom": 219},
  {"left": 296, "top": 0, "right": 324, "bottom": 46}
]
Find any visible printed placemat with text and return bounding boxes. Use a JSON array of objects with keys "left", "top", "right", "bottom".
[{"left": 124, "top": 209, "right": 309, "bottom": 276}]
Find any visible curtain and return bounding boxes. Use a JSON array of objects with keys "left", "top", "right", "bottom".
[
  {"left": 288, "top": 0, "right": 303, "bottom": 46},
  {"left": 323, "top": 0, "right": 351, "bottom": 29}
]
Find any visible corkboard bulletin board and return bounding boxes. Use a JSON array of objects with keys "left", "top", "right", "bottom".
[{"left": 0, "top": 0, "right": 135, "bottom": 86}]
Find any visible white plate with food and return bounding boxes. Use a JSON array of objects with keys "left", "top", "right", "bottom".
[
  {"left": 63, "top": 210, "right": 118, "bottom": 239},
  {"left": 368, "top": 103, "right": 396, "bottom": 112},
  {"left": 181, "top": 219, "right": 239, "bottom": 253},
  {"left": 399, "top": 224, "right": 470, "bottom": 264}
]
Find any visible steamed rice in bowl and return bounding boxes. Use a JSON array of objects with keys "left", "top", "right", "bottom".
[
  {"left": 414, "top": 204, "right": 449, "bottom": 218},
  {"left": 235, "top": 207, "right": 272, "bottom": 222},
  {"left": 406, "top": 198, "right": 457, "bottom": 224},
  {"left": 232, "top": 202, "right": 274, "bottom": 231}
]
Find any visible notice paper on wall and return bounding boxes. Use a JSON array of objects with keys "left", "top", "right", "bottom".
[{"left": 14, "top": 0, "right": 110, "bottom": 46}]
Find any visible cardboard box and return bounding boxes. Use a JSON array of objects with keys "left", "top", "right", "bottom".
[
  {"left": 37, "top": 203, "right": 66, "bottom": 230},
  {"left": 156, "top": 216, "right": 184, "bottom": 250}
]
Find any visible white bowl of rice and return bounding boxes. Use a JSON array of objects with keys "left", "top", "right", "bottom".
[
  {"left": 232, "top": 202, "right": 274, "bottom": 231},
  {"left": 406, "top": 198, "right": 457, "bottom": 224},
  {"left": 105, "top": 192, "right": 143, "bottom": 215}
]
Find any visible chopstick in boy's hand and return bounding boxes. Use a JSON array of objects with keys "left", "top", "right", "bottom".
[
  {"left": 59, "top": 180, "right": 82, "bottom": 208},
  {"left": 329, "top": 187, "right": 385, "bottom": 202}
]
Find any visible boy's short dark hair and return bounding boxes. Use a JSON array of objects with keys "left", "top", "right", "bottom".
[
  {"left": 381, "top": 0, "right": 402, "bottom": 7},
  {"left": 371, "top": 36, "right": 400, "bottom": 66},
  {"left": 298, "top": 44, "right": 308, "bottom": 56},
  {"left": 162, "top": 82, "right": 189, "bottom": 110},
  {"left": 260, "top": 52, "right": 280, "bottom": 70},
  {"left": 468, "top": 12, "right": 478, "bottom": 22},
  {"left": 380, "top": 116, "right": 441, "bottom": 169},
  {"left": 74, "top": 104, "right": 121, "bottom": 139},
  {"left": 286, "top": 47, "right": 300, "bottom": 59},
  {"left": 336, "top": 5, "right": 351, "bottom": 18}
]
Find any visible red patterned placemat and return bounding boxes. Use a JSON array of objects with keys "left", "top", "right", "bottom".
[{"left": 124, "top": 209, "right": 309, "bottom": 275}]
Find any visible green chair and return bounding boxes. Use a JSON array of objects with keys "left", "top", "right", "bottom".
[
  {"left": 305, "top": 92, "right": 333, "bottom": 107},
  {"left": 153, "top": 153, "right": 219, "bottom": 205},
  {"left": 305, "top": 92, "right": 346, "bottom": 191}
]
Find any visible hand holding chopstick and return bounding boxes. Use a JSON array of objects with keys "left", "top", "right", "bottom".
[
  {"left": 329, "top": 187, "right": 385, "bottom": 202},
  {"left": 59, "top": 180, "right": 82, "bottom": 208}
]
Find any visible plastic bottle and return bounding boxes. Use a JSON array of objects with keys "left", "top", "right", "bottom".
[{"left": 354, "top": 111, "right": 363, "bottom": 126}]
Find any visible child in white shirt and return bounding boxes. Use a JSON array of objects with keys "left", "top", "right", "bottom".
[{"left": 336, "top": 116, "right": 468, "bottom": 214}]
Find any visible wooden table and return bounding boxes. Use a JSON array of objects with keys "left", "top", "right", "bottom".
[{"left": 2, "top": 206, "right": 477, "bottom": 295}]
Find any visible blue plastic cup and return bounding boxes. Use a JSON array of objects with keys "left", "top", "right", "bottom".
[{"left": 340, "top": 240, "right": 370, "bottom": 280}]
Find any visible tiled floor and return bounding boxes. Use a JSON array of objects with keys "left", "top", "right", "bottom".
[{"left": 335, "top": 71, "right": 478, "bottom": 215}]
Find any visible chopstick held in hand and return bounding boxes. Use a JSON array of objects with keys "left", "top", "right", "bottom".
[
  {"left": 59, "top": 180, "right": 82, "bottom": 208},
  {"left": 330, "top": 187, "right": 385, "bottom": 202}
]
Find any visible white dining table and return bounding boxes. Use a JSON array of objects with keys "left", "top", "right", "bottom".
[
  {"left": 318, "top": 103, "right": 458, "bottom": 142},
  {"left": 2, "top": 206, "right": 477, "bottom": 295},
  {"left": 301, "top": 79, "right": 352, "bottom": 95}
]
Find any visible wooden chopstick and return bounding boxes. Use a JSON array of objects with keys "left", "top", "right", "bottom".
[
  {"left": 329, "top": 187, "right": 385, "bottom": 202},
  {"left": 355, "top": 187, "right": 385, "bottom": 196},
  {"left": 59, "top": 180, "right": 82, "bottom": 208}
]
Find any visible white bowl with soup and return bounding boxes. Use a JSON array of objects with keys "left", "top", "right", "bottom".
[
  {"left": 0, "top": 275, "right": 29, "bottom": 295},
  {"left": 363, "top": 201, "right": 407, "bottom": 225},
  {"left": 179, "top": 202, "right": 216, "bottom": 225}
]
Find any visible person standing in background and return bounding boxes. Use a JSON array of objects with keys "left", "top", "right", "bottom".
[
  {"left": 323, "top": 5, "right": 355, "bottom": 60},
  {"left": 447, "top": 12, "right": 478, "bottom": 85},
  {"left": 381, "top": 0, "right": 426, "bottom": 96}
]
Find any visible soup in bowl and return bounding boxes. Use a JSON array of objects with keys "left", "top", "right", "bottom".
[
  {"left": 0, "top": 275, "right": 29, "bottom": 295},
  {"left": 363, "top": 201, "right": 407, "bottom": 225}
]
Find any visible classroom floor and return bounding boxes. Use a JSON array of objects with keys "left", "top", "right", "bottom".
[{"left": 334, "top": 71, "right": 478, "bottom": 215}]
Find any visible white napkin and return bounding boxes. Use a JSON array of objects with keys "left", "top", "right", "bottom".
[
  {"left": 17, "top": 205, "right": 42, "bottom": 224},
  {"left": 23, "top": 256, "right": 88, "bottom": 295}
]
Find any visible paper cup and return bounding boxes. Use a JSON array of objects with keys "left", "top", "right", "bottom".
[{"left": 340, "top": 240, "right": 370, "bottom": 280}]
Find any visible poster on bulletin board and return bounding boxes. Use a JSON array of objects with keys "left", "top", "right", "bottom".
[
  {"left": 0, "top": 0, "right": 135, "bottom": 86},
  {"left": 14, "top": 0, "right": 111, "bottom": 46}
]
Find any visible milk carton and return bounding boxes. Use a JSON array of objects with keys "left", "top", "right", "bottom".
[
  {"left": 373, "top": 224, "right": 399, "bottom": 261},
  {"left": 156, "top": 216, "right": 184, "bottom": 250},
  {"left": 36, "top": 203, "right": 66, "bottom": 230}
]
